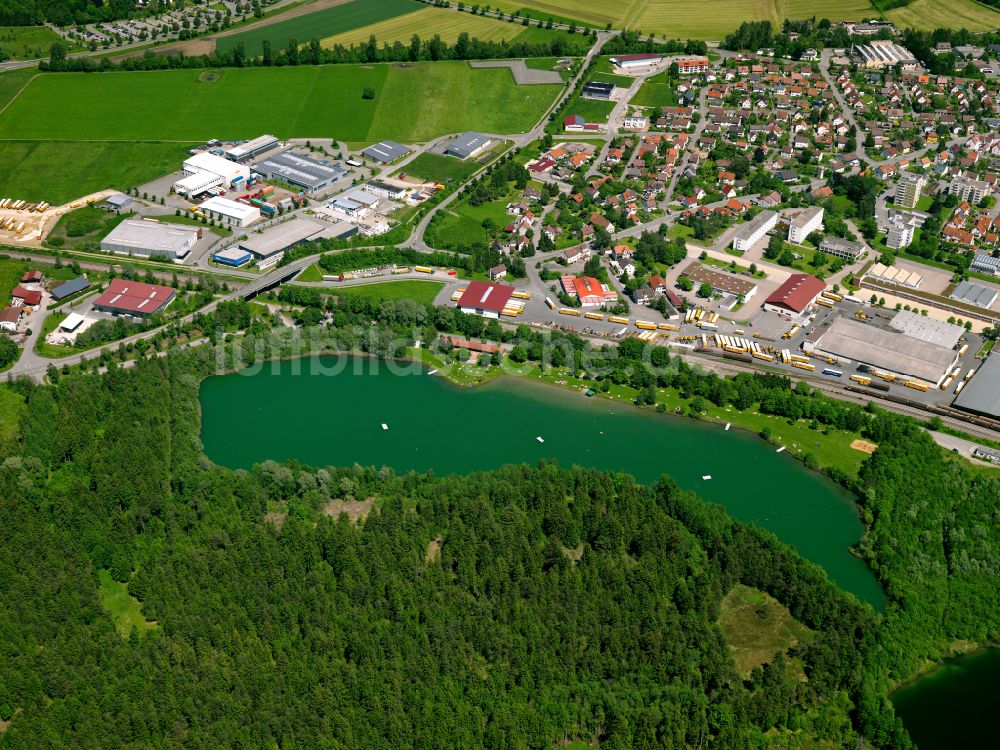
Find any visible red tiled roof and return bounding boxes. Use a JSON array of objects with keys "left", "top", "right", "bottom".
[
  {"left": 457, "top": 281, "right": 515, "bottom": 314},
  {"left": 92, "top": 278, "right": 175, "bottom": 315},
  {"left": 21, "top": 270, "right": 41, "bottom": 283},
  {"left": 11, "top": 287, "right": 41, "bottom": 306},
  {"left": 764, "top": 273, "right": 825, "bottom": 313}
]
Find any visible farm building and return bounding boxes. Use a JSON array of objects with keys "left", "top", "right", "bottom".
[
  {"left": 582, "top": 82, "right": 615, "bottom": 100},
  {"left": 51, "top": 277, "right": 90, "bottom": 301},
  {"left": 0, "top": 306, "right": 21, "bottom": 332},
  {"left": 225, "top": 134, "right": 279, "bottom": 162},
  {"left": 59, "top": 313, "right": 85, "bottom": 332},
  {"left": 361, "top": 140, "right": 411, "bottom": 164},
  {"left": 610, "top": 53, "right": 662, "bottom": 70},
  {"left": 953, "top": 353, "right": 1000, "bottom": 418},
  {"left": 731, "top": 210, "right": 777, "bottom": 252},
  {"left": 445, "top": 132, "right": 493, "bottom": 160},
  {"left": 21, "top": 270, "right": 41, "bottom": 283},
  {"left": 804, "top": 316, "right": 957, "bottom": 385},
  {"left": 763, "top": 273, "right": 826, "bottom": 316},
  {"left": 237, "top": 217, "right": 326, "bottom": 268},
  {"left": 197, "top": 196, "right": 260, "bottom": 227},
  {"left": 92, "top": 279, "right": 176, "bottom": 318},
  {"left": 950, "top": 281, "right": 998, "bottom": 309},
  {"left": 211, "top": 247, "right": 253, "bottom": 268},
  {"left": 253, "top": 150, "right": 345, "bottom": 193},
  {"left": 100, "top": 219, "right": 201, "bottom": 261},
  {"left": 103, "top": 194, "right": 133, "bottom": 213},
  {"left": 680, "top": 262, "right": 758, "bottom": 301},
  {"left": 182, "top": 152, "right": 250, "bottom": 185},
  {"left": 457, "top": 281, "right": 516, "bottom": 319},
  {"left": 11, "top": 287, "right": 41, "bottom": 306},
  {"left": 563, "top": 114, "right": 602, "bottom": 132}
]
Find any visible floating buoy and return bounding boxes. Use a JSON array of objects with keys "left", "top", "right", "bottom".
[
  {"left": 724, "top": 422, "right": 731, "bottom": 431},
  {"left": 382, "top": 423, "right": 389, "bottom": 431},
  {"left": 702, "top": 475, "right": 712, "bottom": 481},
  {"left": 428, "top": 369, "right": 438, "bottom": 375},
  {"left": 775, "top": 446, "right": 786, "bottom": 453},
  {"left": 536, "top": 436, "right": 544, "bottom": 443}
]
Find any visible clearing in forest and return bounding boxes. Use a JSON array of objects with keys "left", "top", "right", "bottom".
[{"left": 717, "top": 583, "right": 812, "bottom": 679}]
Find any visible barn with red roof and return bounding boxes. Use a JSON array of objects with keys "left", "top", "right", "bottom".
[{"left": 457, "top": 281, "right": 516, "bottom": 319}]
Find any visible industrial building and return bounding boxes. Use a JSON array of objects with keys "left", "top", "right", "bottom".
[
  {"left": 787, "top": 206, "right": 824, "bottom": 244},
  {"left": 888, "top": 310, "right": 965, "bottom": 349},
  {"left": 731, "top": 210, "right": 777, "bottom": 252},
  {"left": 762, "top": 273, "right": 826, "bottom": 316},
  {"left": 582, "top": 82, "right": 615, "bottom": 100},
  {"left": 59, "top": 313, "right": 85, "bottom": 332},
  {"left": 805, "top": 316, "right": 957, "bottom": 385},
  {"left": 970, "top": 253, "right": 1000, "bottom": 275},
  {"left": 820, "top": 235, "right": 866, "bottom": 260},
  {"left": 224, "top": 134, "right": 279, "bottom": 162},
  {"left": 610, "top": 53, "right": 662, "bottom": 70},
  {"left": 895, "top": 173, "right": 926, "bottom": 210},
  {"left": 680, "top": 262, "right": 758, "bottom": 301},
  {"left": 949, "top": 281, "right": 998, "bottom": 309},
  {"left": 236, "top": 217, "right": 328, "bottom": 268},
  {"left": 457, "top": 281, "right": 516, "bottom": 319},
  {"left": 363, "top": 180, "right": 408, "bottom": 201},
  {"left": 361, "top": 140, "right": 411, "bottom": 164},
  {"left": 180, "top": 152, "right": 250, "bottom": 191},
  {"left": 198, "top": 196, "right": 260, "bottom": 227},
  {"left": 92, "top": 278, "right": 176, "bottom": 318},
  {"left": 100, "top": 219, "right": 201, "bottom": 261},
  {"left": 104, "top": 194, "right": 133, "bottom": 214},
  {"left": 51, "top": 277, "right": 89, "bottom": 301},
  {"left": 953, "top": 353, "right": 1000, "bottom": 418},
  {"left": 445, "top": 132, "right": 493, "bottom": 160},
  {"left": 865, "top": 262, "right": 923, "bottom": 288},
  {"left": 211, "top": 247, "right": 253, "bottom": 267},
  {"left": 853, "top": 40, "right": 918, "bottom": 70},
  {"left": 253, "top": 150, "right": 345, "bottom": 193}
]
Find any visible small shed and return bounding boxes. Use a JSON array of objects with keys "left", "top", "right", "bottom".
[{"left": 104, "top": 193, "right": 133, "bottom": 213}]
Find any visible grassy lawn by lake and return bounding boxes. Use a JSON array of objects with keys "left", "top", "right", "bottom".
[
  {"left": 97, "top": 569, "right": 157, "bottom": 639},
  {"left": 332, "top": 279, "right": 443, "bottom": 305}
]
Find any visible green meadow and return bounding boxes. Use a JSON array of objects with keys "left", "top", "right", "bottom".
[
  {"left": 217, "top": 0, "right": 423, "bottom": 56},
  {"left": 0, "top": 64, "right": 559, "bottom": 143}
]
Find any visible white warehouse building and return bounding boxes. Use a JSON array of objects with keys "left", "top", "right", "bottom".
[
  {"left": 100, "top": 219, "right": 201, "bottom": 261},
  {"left": 732, "top": 210, "right": 778, "bottom": 252},
  {"left": 197, "top": 196, "right": 260, "bottom": 227},
  {"left": 787, "top": 206, "right": 824, "bottom": 244},
  {"left": 182, "top": 152, "right": 250, "bottom": 185}
]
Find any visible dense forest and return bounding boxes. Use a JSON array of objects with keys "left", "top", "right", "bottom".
[
  {"left": 0, "top": 293, "right": 997, "bottom": 747},
  {"left": 0, "top": 0, "right": 140, "bottom": 26}
]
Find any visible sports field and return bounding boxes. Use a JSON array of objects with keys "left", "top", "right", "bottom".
[
  {"left": 217, "top": 0, "right": 422, "bottom": 56},
  {"left": 0, "top": 64, "right": 560, "bottom": 143},
  {"left": 884, "top": 0, "right": 1000, "bottom": 32},
  {"left": 322, "top": 6, "right": 538, "bottom": 47}
]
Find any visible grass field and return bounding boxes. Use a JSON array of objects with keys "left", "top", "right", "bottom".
[
  {"left": 0, "top": 386, "right": 24, "bottom": 441},
  {"left": 631, "top": 70, "right": 678, "bottom": 108},
  {"left": 397, "top": 152, "right": 481, "bottom": 183},
  {"left": 884, "top": 0, "right": 1000, "bottom": 32},
  {"left": 97, "top": 569, "right": 158, "bottom": 640},
  {"left": 0, "top": 141, "right": 192, "bottom": 205},
  {"left": 0, "top": 65, "right": 560, "bottom": 144},
  {"left": 0, "top": 68, "right": 37, "bottom": 111},
  {"left": 493, "top": 0, "right": 644, "bottom": 28},
  {"left": 0, "top": 255, "right": 30, "bottom": 306},
  {"left": 217, "top": 0, "right": 422, "bottom": 56},
  {"left": 332, "top": 279, "right": 443, "bottom": 304},
  {"left": 323, "top": 6, "right": 534, "bottom": 47},
  {"left": 0, "top": 26, "right": 79, "bottom": 59},
  {"left": 717, "top": 584, "right": 812, "bottom": 679}
]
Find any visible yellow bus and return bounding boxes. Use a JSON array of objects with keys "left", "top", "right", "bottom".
[
  {"left": 414, "top": 266, "right": 433, "bottom": 273},
  {"left": 752, "top": 351, "right": 775, "bottom": 362},
  {"left": 636, "top": 321, "right": 657, "bottom": 330},
  {"left": 791, "top": 361, "right": 816, "bottom": 371},
  {"left": 608, "top": 316, "right": 630, "bottom": 324},
  {"left": 559, "top": 308, "right": 581, "bottom": 316},
  {"left": 850, "top": 375, "right": 872, "bottom": 385},
  {"left": 584, "top": 312, "right": 604, "bottom": 321},
  {"left": 904, "top": 380, "right": 929, "bottom": 392}
]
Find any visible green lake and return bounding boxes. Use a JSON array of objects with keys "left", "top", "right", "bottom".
[
  {"left": 892, "top": 649, "right": 1000, "bottom": 748},
  {"left": 199, "top": 356, "right": 886, "bottom": 607}
]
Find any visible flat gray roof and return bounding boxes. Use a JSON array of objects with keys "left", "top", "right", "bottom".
[
  {"left": 362, "top": 140, "right": 410, "bottom": 162},
  {"left": 445, "top": 132, "right": 492, "bottom": 159},
  {"left": 889, "top": 309, "right": 965, "bottom": 349},
  {"left": 950, "top": 281, "right": 998, "bottom": 309},
  {"left": 812, "top": 316, "right": 956, "bottom": 383},
  {"left": 238, "top": 218, "right": 324, "bottom": 257},
  {"left": 732, "top": 209, "right": 777, "bottom": 240},
  {"left": 102, "top": 219, "right": 199, "bottom": 254},
  {"left": 253, "top": 150, "right": 344, "bottom": 190},
  {"left": 953, "top": 353, "right": 1000, "bottom": 417}
]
